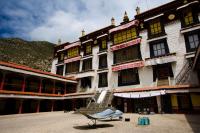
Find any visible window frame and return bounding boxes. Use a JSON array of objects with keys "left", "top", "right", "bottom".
[
  {"left": 184, "top": 30, "right": 200, "bottom": 53},
  {"left": 153, "top": 63, "right": 174, "bottom": 81},
  {"left": 65, "top": 61, "right": 80, "bottom": 74},
  {"left": 113, "top": 27, "right": 138, "bottom": 45},
  {"left": 84, "top": 42, "right": 92, "bottom": 56},
  {"left": 181, "top": 7, "right": 199, "bottom": 28},
  {"left": 81, "top": 77, "right": 91, "bottom": 89},
  {"left": 114, "top": 45, "right": 141, "bottom": 64},
  {"left": 57, "top": 53, "right": 64, "bottom": 63},
  {"left": 56, "top": 65, "right": 64, "bottom": 75},
  {"left": 118, "top": 68, "right": 140, "bottom": 86},
  {"left": 148, "top": 18, "right": 166, "bottom": 39},
  {"left": 82, "top": 58, "right": 92, "bottom": 71},
  {"left": 99, "top": 54, "right": 107, "bottom": 69},
  {"left": 149, "top": 39, "right": 169, "bottom": 58},
  {"left": 67, "top": 47, "right": 79, "bottom": 58},
  {"left": 98, "top": 72, "right": 108, "bottom": 88},
  {"left": 99, "top": 37, "right": 108, "bottom": 51}
]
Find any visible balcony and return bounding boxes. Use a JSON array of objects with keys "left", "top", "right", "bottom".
[
  {"left": 64, "top": 56, "right": 81, "bottom": 64},
  {"left": 145, "top": 53, "right": 176, "bottom": 66},
  {"left": 112, "top": 60, "right": 144, "bottom": 72},
  {"left": 110, "top": 38, "right": 141, "bottom": 51}
]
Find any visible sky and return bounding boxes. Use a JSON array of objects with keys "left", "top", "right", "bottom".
[{"left": 0, "top": 0, "right": 172, "bottom": 44}]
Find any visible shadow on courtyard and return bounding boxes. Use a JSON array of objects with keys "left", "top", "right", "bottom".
[
  {"left": 185, "top": 114, "right": 200, "bottom": 133},
  {"left": 98, "top": 119, "right": 121, "bottom": 122},
  {"left": 73, "top": 124, "right": 113, "bottom": 130}
]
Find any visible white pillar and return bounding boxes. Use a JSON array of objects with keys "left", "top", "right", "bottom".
[
  {"left": 63, "top": 64, "right": 66, "bottom": 76},
  {"left": 124, "top": 101, "right": 127, "bottom": 113},
  {"left": 156, "top": 96, "right": 162, "bottom": 113}
]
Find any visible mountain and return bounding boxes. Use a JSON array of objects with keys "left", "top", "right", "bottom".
[{"left": 0, "top": 38, "right": 55, "bottom": 72}]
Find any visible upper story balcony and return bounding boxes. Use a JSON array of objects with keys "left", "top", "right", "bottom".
[
  {"left": 112, "top": 60, "right": 144, "bottom": 72},
  {"left": 110, "top": 38, "right": 141, "bottom": 51},
  {"left": 64, "top": 56, "right": 81, "bottom": 64},
  {"left": 56, "top": 41, "right": 81, "bottom": 65}
]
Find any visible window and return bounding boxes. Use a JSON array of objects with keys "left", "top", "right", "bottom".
[
  {"left": 82, "top": 59, "right": 92, "bottom": 71},
  {"left": 153, "top": 63, "right": 173, "bottom": 81},
  {"left": 84, "top": 42, "right": 92, "bottom": 55},
  {"left": 98, "top": 72, "right": 108, "bottom": 87},
  {"left": 99, "top": 55, "right": 107, "bottom": 69},
  {"left": 184, "top": 31, "right": 200, "bottom": 52},
  {"left": 99, "top": 39, "right": 107, "bottom": 51},
  {"left": 67, "top": 47, "right": 79, "bottom": 58},
  {"left": 118, "top": 68, "right": 140, "bottom": 86},
  {"left": 81, "top": 77, "right": 91, "bottom": 88},
  {"left": 65, "top": 62, "right": 79, "bottom": 74},
  {"left": 114, "top": 45, "right": 141, "bottom": 64},
  {"left": 66, "top": 84, "right": 76, "bottom": 93},
  {"left": 150, "top": 39, "right": 169, "bottom": 57},
  {"left": 58, "top": 53, "right": 64, "bottom": 63},
  {"left": 188, "top": 34, "right": 199, "bottom": 49},
  {"left": 150, "top": 20, "right": 162, "bottom": 35},
  {"left": 184, "top": 11, "right": 193, "bottom": 26},
  {"left": 182, "top": 8, "right": 199, "bottom": 27},
  {"left": 148, "top": 19, "right": 165, "bottom": 39},
  {"left": 56, "top": 65, "right": 64, "bottom": 75},
  {"left": 114, "top": 28, "right": 137, "bottom": 44}
]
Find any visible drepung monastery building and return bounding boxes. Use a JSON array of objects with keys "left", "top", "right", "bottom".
[
  {"left": 51, "top": 0, "right": 200, "bottom": 114},
  {"left": 0, "top": 0, "right": 199, "bottom": 115}
]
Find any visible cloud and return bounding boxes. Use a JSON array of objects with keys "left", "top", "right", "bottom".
[{"left": 0, "top": 0, "right": 172, "bottom": 43}]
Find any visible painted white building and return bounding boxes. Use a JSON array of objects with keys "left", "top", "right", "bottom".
[{"left": 51, "top": 0, "right": 200, "bottom": 113}]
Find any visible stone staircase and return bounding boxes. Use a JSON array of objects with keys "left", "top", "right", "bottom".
[
  {"left": 76, "top": 90, "right": 114, "bottom": 114},
  {"left": 99, "top": 91, "right": 113, "bottom": 108}
]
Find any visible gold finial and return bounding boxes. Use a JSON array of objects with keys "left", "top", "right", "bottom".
[
  {"left": 82, "top": 29, "right": 85, "bottom": 36},
  {"left": 111, "top": 17, "right": 115, "bottom": 26},
  {"left": 136, "top": 6, "right": 140, "bottom": 15},
  {"left": 58, "top": 39, "right": 61, "bottom": 45},
  {"left": 123, "top": 11, "right": 129, "bottom": 22}
]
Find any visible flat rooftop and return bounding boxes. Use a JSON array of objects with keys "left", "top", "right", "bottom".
[{"left": 0, "top": 112, "right": 199, "bottom": 133}]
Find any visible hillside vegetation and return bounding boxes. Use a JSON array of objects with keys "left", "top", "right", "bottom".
[{"left": 0, "top": 38, "right": 55, "bottom": 72}]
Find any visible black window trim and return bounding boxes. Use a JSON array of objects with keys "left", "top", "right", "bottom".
[
  {"left": 99, "top": 37, "right": 108, "bottom": 52},
  {"left": 113, "top": 45, "right": 142, "bottom": 64},
  {"left": 99, "top": 54, "right": 108, "bottom": 69},
  {"left": 149, "top": 38, "right": 170, "bottom": 58},
  {"left": 180, "top": 6, "right": 199, "bottom": 28},
  {"left": 82, "top": 58, "right": 92, "bottom": 72},
  {"left": 147, "top": 17, "right": 166, "bottom": 39},
  {"left": 118, "top": 68, "right": 140, "bottom": 86},
  {"left": 65, "top": 61, "right": 80, "bottom": 74},
  {"left": 152, "top": 63, "right": 174, "bottom": 81},
  {"left": 83, "top": 42, "right": 93, "bottom": 56},
  {"left": 98, "top": 72, "right": 108, "bottom": 88},
  {"left": 184, "top": 29, "right": 200, "bottom": 53},
  {"left": 56, "top": 65, "right": 64, "bottom": 76}
]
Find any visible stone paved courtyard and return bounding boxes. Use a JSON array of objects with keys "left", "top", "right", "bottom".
[{"left": 0, "top": 111, "right": 200, "bottom": 133}]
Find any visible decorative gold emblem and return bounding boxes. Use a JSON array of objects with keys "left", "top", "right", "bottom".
[{"left": 168, "top": 14, "right": 175, "bottom": 20}]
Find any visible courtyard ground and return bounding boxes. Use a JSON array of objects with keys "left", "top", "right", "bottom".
[{"left": 0, "top": 111, "right": 199, "bottom": 133}]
